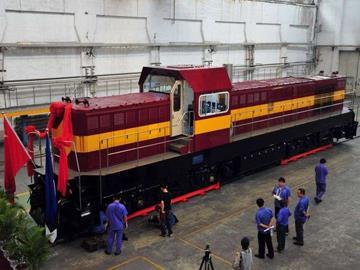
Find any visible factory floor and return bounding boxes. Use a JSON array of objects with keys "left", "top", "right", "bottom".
[{"left": 6, "top": 137, "right": 360, "bottom": 270}]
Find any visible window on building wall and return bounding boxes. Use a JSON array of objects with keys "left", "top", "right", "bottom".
[{"left": 199, "top": 92, "right": 229, "bottom": 117}]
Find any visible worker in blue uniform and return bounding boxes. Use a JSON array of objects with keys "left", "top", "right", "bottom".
[
  {"left": 314, "top": 158, "right": 328, "bottom": 203},
  {"left": 272, "top": 177, "right": 291, "bottom": 233},
  {"left": 91, "top": 206, "right": 129, "bottom": 241},
  {"left": 293, "top": 188, "right": 310, "bottom": 246},
  {"left": 255, "top": 198, "right": 275, "bottom": 259},
  {"left": 276, "top": 200, "right": 291, "bottom": 252},
  {"left": 105, "top": 195, "right": 128, "bottom": 255}
]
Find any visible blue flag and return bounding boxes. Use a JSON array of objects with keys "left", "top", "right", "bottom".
[{"left": 45, "top": 134, "right": 57, "bottom": 232}]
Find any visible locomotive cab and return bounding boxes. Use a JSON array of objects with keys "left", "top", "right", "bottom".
[
  {"left": 139, "top": 65, "right": 233, "bottom": 151},
  {"left": 140, "top": 67, "right": 195, "bottom": 137}
]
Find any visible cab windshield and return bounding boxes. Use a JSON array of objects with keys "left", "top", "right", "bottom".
[{"left": 143, "top": 75, "right": 175, "bottom": 94}]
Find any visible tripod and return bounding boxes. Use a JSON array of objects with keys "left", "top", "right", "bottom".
[{"left": 199, "top": 245, "right": 215, "bottom": 270}]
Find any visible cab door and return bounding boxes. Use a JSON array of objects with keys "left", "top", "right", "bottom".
[{"left": 170, "top": 81, "right": 183, "bottom": 137}]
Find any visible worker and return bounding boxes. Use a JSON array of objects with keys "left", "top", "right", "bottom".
[
  {"left": 272, "top": 177, "right": 291, "bottom": 218},
  {"left": 92, "top": 205, "right": 128, "bottom": 241},
  {"left": 255, "top": 198, "right": 275, "bottom": 259},
  {"left": 159, "top": 184, "right": 173, "bottom": 237},
  {"left": 293, "top": 188, "right": 310, "bottom": 246},
  {"left": 314, "top": 158, "right": 328, "bottom": 203},
  {"left": 276, "top": 200, "right": 291, "bottom": 253},
  {"left": 272, "top": 177, "right": 291, "bottom": 233},
  {"left": 105, "top": 195, "right": 128, "bottom": 255}
]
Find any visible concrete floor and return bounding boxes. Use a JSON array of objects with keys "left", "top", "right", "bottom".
[{"left": 4, "top": 137, "right": 360, "bottom": 270}]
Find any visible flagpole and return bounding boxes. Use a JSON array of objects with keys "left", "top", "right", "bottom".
[{"left": 2, "top": 113, "right": 37, "bottom": 168}]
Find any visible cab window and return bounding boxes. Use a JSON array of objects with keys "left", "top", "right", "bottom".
[
  {"left": 173, "top": 85, "right": 181, "bottom": 112},
  {"left": 199, "top": 92, "right": 229, "bottom": 117},
  {"left": 143, "top": 75, "right": 175, "bottom": 94}
]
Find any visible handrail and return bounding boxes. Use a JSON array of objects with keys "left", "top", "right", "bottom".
[
  {"left": 231, "top": 100, "right": 352, "bottom": 131},
  {"left": 107, "top": 135, "right": 193, "bottom": 157},
  {"left": 171, "top": 110, "right": 194, "bottom": 136},
  {"left": 99, "top": 126, "right": 171, "bottom": 144},
  {"left": 179, "top": 110, "right": 193, "bottom": 122},
  {"left": 97, "top": 125, "right": 193, "bottom": 206},
  {"left": 26, "top": 131, "right": 44, "bottom": 168},
  {"left": 64, "top": 140, "right": 82, "bottom": 210}
]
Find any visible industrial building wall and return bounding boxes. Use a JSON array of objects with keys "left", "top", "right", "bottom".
[
  {"left": 0, "top": 0, "right": 316, "bottom": 81},
  {"left": 316, "top": 0, "right": 360, "bottom": 90}
]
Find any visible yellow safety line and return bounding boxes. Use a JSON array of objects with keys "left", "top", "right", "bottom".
[
  {"left": 0, "top": 107, "right": 49, "bottom": 118},
  {"left": 140, "top": 256, "right": 166, "bottom": 270},
  {"left": 107, "top": 256, "right": 165, "bottom": 270},
  {"left": 107, "top": 256, "right": 140, "bottom": 270},
  {"left": 175, "top": 236, "right": 232, "bottom": 266},
  {"left": 16, "top": 191, "right": 29, "bottom": 197},
  {"left": 185, "top": 178, "right": 314, "bottom": 238}
]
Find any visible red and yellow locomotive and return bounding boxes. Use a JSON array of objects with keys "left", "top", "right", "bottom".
[
  {"left": 59, "top": 66, "right": 347, "bottom": 171},
  {"left": 29, "top": 65, "right": 356, "bottom": 237}
]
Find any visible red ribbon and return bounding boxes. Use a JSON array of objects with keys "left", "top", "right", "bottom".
[
  {"left": 24, "top": 101, "right": 73, "bottom": 197},
  {"left": 52, "top": 104, "right": 73, "bottom": 197}
]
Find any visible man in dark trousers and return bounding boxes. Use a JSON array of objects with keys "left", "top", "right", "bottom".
[
  {"left": 159, "top": 184, "right": 173, "bottom": 237},
  {"left": 272, "top": 177, "right": 291, "bottom": 233},
  {"left": 276, "top": 200, "right": 291, "bottom": 253},
  {"left": 255, "top": 198, "right": 275, "bottom": 259},
  {"left": 314, "top": 158, "right": 328, "bottom": 203},
  {"left": 105, "top": 195, "right": 128, "bottom": 255},
  {"left": 293, "top": 188, "right": 310, "bottom": 246}
]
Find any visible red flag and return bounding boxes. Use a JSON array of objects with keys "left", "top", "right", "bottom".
[{"left": 3, "top": 116, "right": 31, "bottom": 194}]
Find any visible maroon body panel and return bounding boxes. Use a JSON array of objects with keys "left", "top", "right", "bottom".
[
  {"left": 72, "top": 92, "right": 170, "bottom": 136},
  {"left": 194, "top": 129, "right": 230, "bottom": 152}
]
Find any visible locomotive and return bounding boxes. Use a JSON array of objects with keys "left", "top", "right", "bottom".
[{"left": 28, "top": 65, "right": 357, "bottom": 238}]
